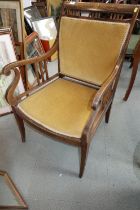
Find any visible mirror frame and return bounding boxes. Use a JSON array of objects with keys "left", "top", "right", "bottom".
[{"left": 0, "top": 170, "right": 28, "bottom": 209}]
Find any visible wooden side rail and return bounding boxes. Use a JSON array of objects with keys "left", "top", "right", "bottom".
[{"left": 92, "top": 66, "right": 119, "bottom": 110}]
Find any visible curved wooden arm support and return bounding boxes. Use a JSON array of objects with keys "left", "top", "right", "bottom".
[
  {"left": 2, "top": 67, "right": 20, "bottom": 106},
  {"left": 92, "top": 65, "right": 119, "bottom": 110},
  {"left": 2, "top": 40, "right": 58, "bottom": 106}
]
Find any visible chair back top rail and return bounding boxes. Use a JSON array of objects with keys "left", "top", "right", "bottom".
[
  {"left": 62, "top": 2, "right": 140, "bottom": 21},
  {"left": 63, "top": 2, "right": 140, "bottom": 14}
]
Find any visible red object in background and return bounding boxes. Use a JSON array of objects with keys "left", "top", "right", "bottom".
[
  {"left": 41, "top": 39, "right": 51, "bottom": 61},
  {"left": 41, "top": 39, "right": 50, "bottom": 52}
]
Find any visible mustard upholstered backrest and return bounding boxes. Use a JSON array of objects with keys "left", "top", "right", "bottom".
[{"left": 59, "top": 17, "right": 129, "bottom": 86}]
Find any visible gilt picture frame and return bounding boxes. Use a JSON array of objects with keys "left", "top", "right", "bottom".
[
  {"left": 0, "top": 0, "right": 25, "bottom": 44},
  {"left": 0, "top": 170, "right": 28, "bottom": 209}
]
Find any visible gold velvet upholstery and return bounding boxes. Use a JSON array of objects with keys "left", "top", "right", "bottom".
[
  {"left": 59, "top": 17, "right": 129, "bottom": 86},
  {"left": 18, "top": 79, "right": 97, "bottom": 138}
]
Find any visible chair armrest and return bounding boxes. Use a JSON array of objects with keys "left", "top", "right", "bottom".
[
  {"left": 81, "top": 64, "right": 120, "bottom": 143},
  {"left": 92, "top": 65, "right": 119, "bottom": 110},
  {"left": 1, "top": 40, "right": 58, "bottom": 106},
  {"left": 0, "top": 67, "right": 20, "bottom": 106},
  {"left": 2, "top": 40, "right": 58, "bottom": 73}
]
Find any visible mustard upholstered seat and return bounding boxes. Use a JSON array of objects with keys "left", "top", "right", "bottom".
[
  {"left": 59, "top": 17, "right": 129, "bottom": 86},
  {"left": 18, "top": 79, "right": 97, "bottom": 138}
]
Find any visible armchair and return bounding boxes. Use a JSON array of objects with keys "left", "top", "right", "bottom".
[{"left": 2, "top": 2, "right": 138, "bottom": 178}]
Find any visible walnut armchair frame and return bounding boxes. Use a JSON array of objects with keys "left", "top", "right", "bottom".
[{"left": 2, "top": 3, "right": 139, "bottom": 178}]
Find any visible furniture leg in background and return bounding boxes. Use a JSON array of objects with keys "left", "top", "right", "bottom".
[{"left": 124, "top": 38, "right": 140, "bottom": 101}]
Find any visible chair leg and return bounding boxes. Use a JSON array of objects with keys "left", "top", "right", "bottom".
[
  {"left": 79, "top": 143, "right": 89, "bottom": 178},
  {"left": 123, "top": 61, "right": 138, "bottom": 101},
  {"left": 12, "top": 107, "right": 26, "bottom": 143},
  {"left": 105, "top": 103, "right": 112, "bottom": 124}
]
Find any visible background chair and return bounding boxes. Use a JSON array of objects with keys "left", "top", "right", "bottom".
[
  {"left": 123, "top": 10, "right": 140, "bottom": 101},
  {"left": 2, "top": 2, "right": 138, "bottom": 178},
  {"left": 124, "top": 33, "right": 140, "bottom": 100}
]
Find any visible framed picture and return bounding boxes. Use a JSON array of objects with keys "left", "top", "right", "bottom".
[
  {"left": 31, "top": 17, "right": 57, "bottom": 40},
  {"left": 25, "top": 31, "right": 45, "bottom": 89},
  {"left": 0, "top": 0, "right": 24, "bottom": 43},
  {"left": 0, "top": 170, "right": 28, "bottom": 209},
  {"left": 23, "top": 0, "right": 31, "bottom": 8},
  {"left": 0, "top": 27, "right": 17, "bottom": 57},
  {"left": 0, "top": 30, "right": 24, "bottom": 116},
  {"left": 24, "top": 5, "right": 41, "bottom": 28},
  {"left": 32, "top": 1, "right": 48, "bottom": 18},
  {"left": 32, "top": 17, "right": 58, "bottom": 61}
]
